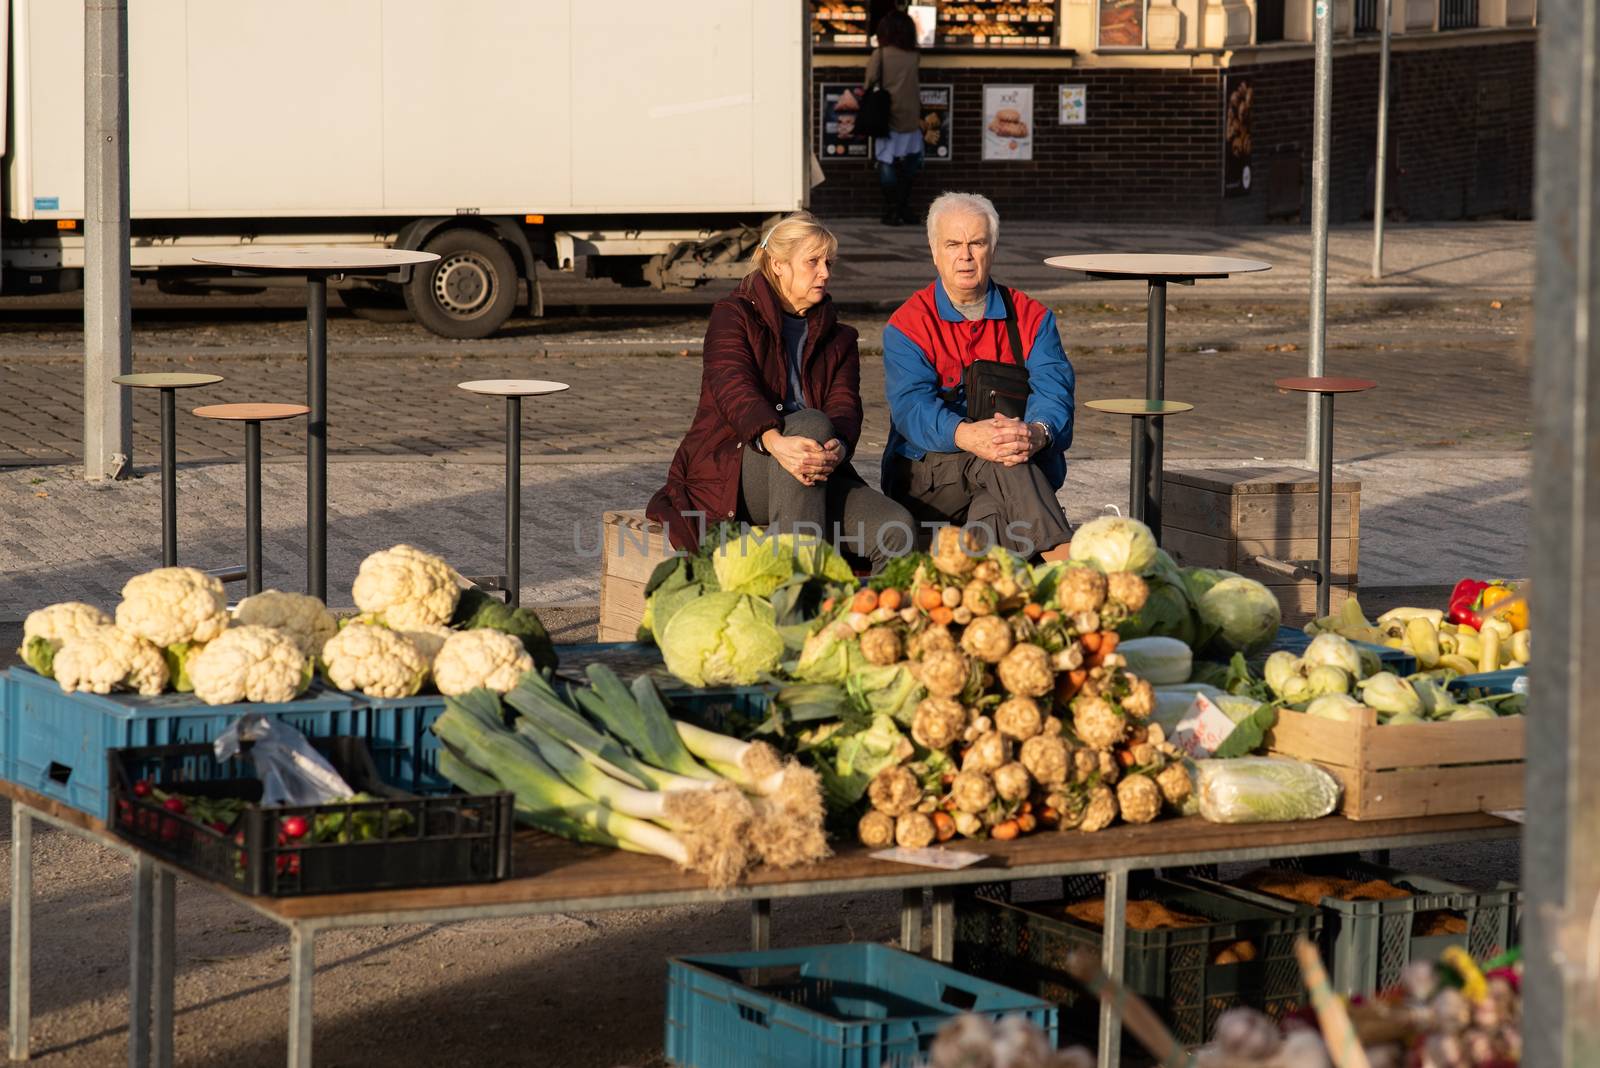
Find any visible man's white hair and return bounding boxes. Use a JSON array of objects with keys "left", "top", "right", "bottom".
[{"left": 926, "top": 191, "right": 1000, "bottom": 250}]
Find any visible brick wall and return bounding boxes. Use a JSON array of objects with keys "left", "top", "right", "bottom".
[{"left": 809, "top": 39, "right": 1534, "bottom": 225}]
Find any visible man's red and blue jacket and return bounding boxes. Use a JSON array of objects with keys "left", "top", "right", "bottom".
[{"left": 881, "top": 278, "right": 1075, "bottom": 494}]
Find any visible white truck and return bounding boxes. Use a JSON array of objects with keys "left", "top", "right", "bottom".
[{"left": 2, "top": 0, "right": 810, "bottom": 337}]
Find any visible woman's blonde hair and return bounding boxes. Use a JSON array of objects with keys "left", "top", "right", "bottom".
[{"left": 753, "top": 211, "right": 839, "bottom": 287}]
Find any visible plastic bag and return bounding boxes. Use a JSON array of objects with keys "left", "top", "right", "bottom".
[
  {"left": 1194, "top": 757, "right": 1341, "bottom": 824},
  {"left": 214, "top": 715, "right": 353, "bottom": 806}
]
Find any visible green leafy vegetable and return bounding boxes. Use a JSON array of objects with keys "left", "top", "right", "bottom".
[
  {"left": 659, "top": 591, "right": 785, "bottom": 687},
  {"left": 1211, "top": 703, "right": 1278, "bottom": 758},
  {"left": 451, "top": 589, "right": 557, "bottom": 671}
]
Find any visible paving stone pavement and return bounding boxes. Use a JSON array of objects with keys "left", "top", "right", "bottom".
[{"left": 0, "top": 452, "right": 1527, "bottom": 617}]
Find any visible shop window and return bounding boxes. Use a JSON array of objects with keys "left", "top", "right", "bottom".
[
  {"left": 1439, "top": 0, "right": 1480, "bottom": 28},
  {"left": 1353, "top": 0, "right": 1380, "bottom": 33},
  {"left": 1256, "top": 0, "right": 1286, "bottom": 42},
  {"left": 1097, "top": 0, "right": 1146, "bottom": 48}
]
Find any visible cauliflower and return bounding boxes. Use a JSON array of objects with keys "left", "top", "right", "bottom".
[
  {"left": 911, "top": 697, "right": 968, "bottom": 751},
  {"left": 1116, "top": 774, "right": 1162, "bottom": 824},
  {"left": 919, "top": 649, "right": 971, "bottom": 699},
  {"left": 997, "top": 643, "right": 1052, "bottom": 697},
  {"left": 187, "top": 625, "right": 310, "bottom": 706},
  {"left": 1020, "top": 733, "right": 1069, "bottom": 785},
  {"left": 19, "top": 602, "right": 112, "bottom": 677},
  {"left": 859, "top": 626, "right": 903, "bottom": 666},
  {"left": 116, "top": 567, "right": 228, "bottom": 647},
  {"left": 1079, "top": 784, "right": 1119, "bottom": 833},
  {"left": 895, "top": 812, "right": 936, "bottom": 848},
  {"left": 950, "top": 770, "right": 996, "bottom": 814},
  {"left": 232, "top": 590, "right": 337, "bottom": 660},
  {"left": 960, "top": 615, "right": 1013, "bottom": 664},
  {"left": 994, "top": 696, "right": 1043, "bottom": 741},
  {"left": 432, "top": 630, "right": 534, "bottom": 695},
  {"left": 351, "top": 545, "right": 460, "bottom": 631},
  {"left": 321, "top": 623, "right": 428, "bottom": 698},
  {"left": 992, "top": 762, "right": 1032, "bottom": 803},
  {"left": 54, "top": 627, "right": 168, "bottom": 696},
  {"left": 1057, "top": 567, "right": 1108, "bottom": 615},
  {"left": 1073, "top": 695, "right": 1126, "bottom": 750},
  {"left": 858, "top": 810, "right": 896, "bottom": 849},
  {"left": 1106, "top": 571, "right": 1149, "bottom": 614},
  {"left": 397, "top": 623, "right": 454, "bottom": 663},
  {"left": 868, "top": 765, "right": 923, "bottom": 816}
]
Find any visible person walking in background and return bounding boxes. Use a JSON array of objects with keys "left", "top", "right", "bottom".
[
  {"left": 865, "top": 9, "right": 923, "bottom": 227},
  {"left": 647, "top": 212, "right": 913, "bottom": 569}
]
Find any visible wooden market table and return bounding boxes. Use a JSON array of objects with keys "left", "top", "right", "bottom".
[{"left": 2, "top": 782, "right": 1518, "bottom": 1068}]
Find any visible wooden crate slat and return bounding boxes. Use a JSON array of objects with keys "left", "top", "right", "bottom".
[
  {"left": 1164, "top": 466, "right": 1360, "bottom": 495},
  {"left": 1162, "top": 485, "right": 1356, "bottom": 540},
  {"left": 599, "top": 574, "right": 647, "bottom": 643},
  {"left": 1162, "top": 527, "right": 1358, "bottom": 584},
  {"left": 1348, "top": 763, "right": 1525, "bottom": 821}
]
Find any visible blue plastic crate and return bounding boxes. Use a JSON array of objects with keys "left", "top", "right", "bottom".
[
  {"left": 1447, "top": 669, "right": 1526, "bottom": 697},
  {"left": 357, "top": 695, "right": 450, "bottom": 795},
  {"left": 554, "top": 641, "right": 775, "bottom": 732},
  {"left": 1271, "top": 626, "right": 1417, "bottom": 675},
  {"left": 0, "top": 668, "right": 359, "bottom": 821},
  {"left": 666, "top": 942, "right": 1056, "bottom": 1068}
]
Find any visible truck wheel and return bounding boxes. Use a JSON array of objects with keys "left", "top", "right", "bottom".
[
  {"left": 340, "top": 281, "right": 413, "bottom": 323},
  {"left": 404, "top": 229, "right": 518, "bottom": 339}
]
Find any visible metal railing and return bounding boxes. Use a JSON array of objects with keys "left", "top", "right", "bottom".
[{"left": 1439, "top": 0, "right": 1479, "bottom": 28}]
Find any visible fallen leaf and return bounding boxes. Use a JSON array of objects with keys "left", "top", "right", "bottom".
[
  {"left": 35, "top": 491, "right": 48, "bottom": 498},
  {"left": 1490, "top": 300, "right": 1503, "bottom": 310},
  {"left": 1264, "top": 343, "right": 1280, "bottom": 352},
  {"left": 1282, "top": 342, "right": 1299, "bottom": 352}
]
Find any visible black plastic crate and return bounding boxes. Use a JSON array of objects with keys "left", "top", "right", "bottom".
[
  {"left": 108, "top": 737, "right": 513, "bottom": 897},
  {"left": 954, "top": 873, "right": 1322, "bottom": 1047}
]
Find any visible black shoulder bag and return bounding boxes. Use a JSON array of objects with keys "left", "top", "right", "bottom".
[
  {"left": 858, "top": 54, "right": 893, "bottom": 138},
  {"left": 961, "top": 285, "right": 1031, "bottom": 421}
]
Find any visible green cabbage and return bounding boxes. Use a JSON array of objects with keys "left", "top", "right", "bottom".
[
  {"left": 713, "top": 531, "right": 796, "bottom": 597},
  {"left": 1181, "top": 566, "right": 1230, "bottom": 604},
  {"left": 1118, "top": 558, "right": 1200, "bottom": 647},
  {"left": 1195, "top": 575, "right": 1282, "bottom": 655},
  {"left": 806, "top": 714, "right": 913, "bottom": 809},
  {"left": 794, "top": 627, "right": 865, "bottom": 684},
  {"left": 659, "top": 591, "right": 784, "bottom": 687},
  {"left": 1068, "top": 515, "right": 1158, "bottom": 575},
  {"left": 849, "top": 662, "right": 925, "bottom": 727},
  {"left": 1195, "top": 757, "right": 1342, "bottom": 823},
  {"left": 784, "top": 534, "right": 856, "bottom": 584}
]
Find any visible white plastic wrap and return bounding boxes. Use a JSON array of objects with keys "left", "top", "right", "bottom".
[{"left": 1195, "top": 757, "right": 1341, "bottom": 824}]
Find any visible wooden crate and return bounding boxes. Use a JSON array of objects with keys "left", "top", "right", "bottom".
[
  {"left": 1265, "top": 706, "right": 1524, "bottom": 820},
  {"left": 1162, "top": 467, "right": 1360, "bottom": 625},
  {"left": 599, "top": 510, "right": 675, "bottom": 642}
]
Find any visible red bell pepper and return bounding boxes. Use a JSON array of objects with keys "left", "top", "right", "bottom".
[{"left": 1448, "top": 578, "right": 1490, "bottom": 628}]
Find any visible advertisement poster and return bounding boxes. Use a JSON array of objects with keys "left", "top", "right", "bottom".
[
  {"left": 1098, "top": 0, "right": 1145, "bottom": 47},
  {"left": 820, "top": 83, "right": 870, "bottom": 162},
  {"left": 982, "top": 85, "right": 1033, "bottom": 162},
  {"left": 907, "top": 4, "right": 939, "bottom": 46},
  {"left": 919, "top": 84, "right": 953, "bottom": 161},
  {"left": 1223, "top": 74, "right": 1254, "bottom": 197},
  {"left": 1058, "top": 84, "right": 1087, "bottom": 125}
]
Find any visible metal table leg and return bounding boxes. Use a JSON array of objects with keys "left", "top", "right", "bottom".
[
  {"left": 900, "top": 888, "right": 923, "bottom": 953},
  {"left": 1144, "top": 280, "right": 1168, "bottom": 538},
  {"left": 151, "top": 870, "right": 176, "bottom": 1068},
  {"left": 930, "top": 889, "right": 955, "bottom": 964},
  {"left": 505, "top": 395, "right": 522, "bottom": 608},
  {"left": 1129, "top": 417, "right": 1149, "bottom": 522},
  {"left": 129, "top": 855, "right": 156, "bottom": 1068},
  {"left": 159, "top": 388, "right": 177, "bottom": 567},
  {"left": 749, "top": 899, "right": 771, "bottom": 951},
  {"left": 245, "top": 420, "right": 263, "bottom": 596},
  {"left": 1316, "top": 392, "right": 1335, "bottom": 618},
  {"left": 305, "top": 275, "right": 328, "bottom": 601},
  {"left": 9, "top": 806, "right": 32, "bottom": 1063},
  {"left": 1097, "top": 869, "right": 1129, "bottom": 1068},
  {"left": 287, "top": 925, "right": 315, "bottom": 1068}
]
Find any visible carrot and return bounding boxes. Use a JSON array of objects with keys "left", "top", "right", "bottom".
[
  {"left": 930, "top": 605, "right": 955, "bottom": 626},
  {"left": 1020, "top": 800, "right": 1033, "bottom": 814},
  {"left": 932, "top": 811, "right": 956, "bottom": 842},
  {"left": 991, "top": 820, "right": 1021, "bottom": 841},
  {"left": 1116, "top": 748, "right": 1136, "bottom": 767},
  {"left": 851, "top": 589, "right": 879, "bottom": 614},
  {"left": 1037, "top": 806, "right": 1059, "bottom": 825},
  {"left": 1015, "top": 813, "right": 1037, "bottom": 834},
  {"left": 1040, "top": 610, "right": 1059, "bottom": 624},
  {"left": 916, "top": 586, "right": 944, "bottom": 612},
  {"left": 1080, "top": 631, "right": 1103, "bottom": 654},
  {"left": 1098, "top": 632, "right": 1120, "bottom": 654},
  {"left": 879, "top": 588, "right": 903, "bottom": 611},
  {"left": 1023, "top": 602, "right": 1044, "bottom": 621},
  {"left": 821, "top": 597, "right": 835, "bottom": 614}
]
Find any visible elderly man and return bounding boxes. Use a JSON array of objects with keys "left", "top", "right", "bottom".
[{"left": 881, "top": 191, "right": 1075, "bottom": 559}]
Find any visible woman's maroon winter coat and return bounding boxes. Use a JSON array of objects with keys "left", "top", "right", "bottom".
[{"left": 647, "top": 272, "right": 863, "bottom": 551}]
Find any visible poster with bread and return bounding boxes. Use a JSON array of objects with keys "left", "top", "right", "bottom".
[
  {"left": 820, "top": 84, "right": 870, "bottom": 162},
  {"left": 983, "top": 85, "right": 1034, "bottom": 161},
  {"left": 919, "top": 84, "right": 953, "bottom": 161}
]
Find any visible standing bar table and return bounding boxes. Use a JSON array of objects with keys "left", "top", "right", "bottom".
[
  {"left": 457, "top": 380, "right": 571, "bottom": 607},
  {"left": 191, "top": 248, "right": 438, "bottom": 600},
  {"left": 111, "top": 373, "right": 224, "bottom": 566},
  {"left": 1044, "top": 254, "right": 1271, "bottom": 538},
  {"left": 193, "top": 403, "right": 311, "bottom": 595}
]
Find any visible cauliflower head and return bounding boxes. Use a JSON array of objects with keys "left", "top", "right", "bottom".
[
  {"left": 321, "top": 623, "right": 428, "bottom": 698},
  {"left": 232, "top": 590, "right": 337, "bottom": 660},
  {"left": 116, "top": 567, "right": 228, "bottom": 647},
  {"left": 54, "top": 626, "right": 169, "bottom": 696},
  {"left": 432, "top": 630, "right": 534, "bottom": 696},
  {"left": 188, "top": 625, "right": 310, "bottom": 706},
  {"left": 351, "top": 545, "right": 460, "bottom": 630},
  {"left": 20, "top": 602, "right": 113, "bottom": 677}
]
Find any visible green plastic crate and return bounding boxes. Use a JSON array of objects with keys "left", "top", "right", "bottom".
[
  {"left": 954, "top": 873, "right": 1321, "bottom": 1047},
  {"left": 665, "top": 942, "right": 1056, "bottom": 1068},
  {"left": 1207, "top": 859, "right": 1516, "bottom": 996}
]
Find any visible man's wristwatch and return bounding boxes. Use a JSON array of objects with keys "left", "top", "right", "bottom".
[{"left": 1029, "top": 421, "right": 1051, "bottom": 450}]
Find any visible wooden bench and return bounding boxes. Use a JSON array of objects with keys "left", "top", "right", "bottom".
[
  {"left": 1160, "top": 467, "right": 1359, "bottom": 624},
  {"left": 598, "top": 510, "right": 676, "bottom": 642}
]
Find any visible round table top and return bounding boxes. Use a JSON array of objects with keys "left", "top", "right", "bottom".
[
  {"left": 1085, "top": 398, "right": 1196, "bottom": 416},
  {"left": 113, "top": 372, "right": 224, "bottom": 390},
  {"left": 191, "top": 247, "right": 439, "bottom": 272},
  {"left": 193, "top": 402, "right": 310, "bottom": 422},
  {"left": 1044, "top": 253, "right": 1272, "bottom": 279},
  {"left": 1274, "top": 376, "right": 1378, "bottom": 394},
  {"left": 457, "top": 379, "right": 571, "bottom": 398}
]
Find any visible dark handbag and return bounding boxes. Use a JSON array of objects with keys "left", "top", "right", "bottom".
[
  {"left": 961, "top": 285, "right": 1031, "bottom": 422},
  {"left": 859, "top": 71, "right": 893, "bottom": 138}
]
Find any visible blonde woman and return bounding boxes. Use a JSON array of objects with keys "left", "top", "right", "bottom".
[{"left": 648, "top": 212, "right": 912, "bottom": 568}]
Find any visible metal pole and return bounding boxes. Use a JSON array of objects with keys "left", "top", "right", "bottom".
[
  {"left": 899, "top": 888, "right": 924, "bottom": 953},
  {"left": 1316, "top": 393, "right": 1334, "bottom": 618},
  {"left": 1096, "top": 869, "right": 1129, "bottom": 1068},
  {"left": 749, "top": 899, "right": 771, "bottom": 951},
  {"left": 506, "top": 395, "right": 522, "bottom": 607},
  {"left": 1523, "top": 0, "right": 1600, "bottom": 1059},
  {"left": 1144, "top": 281, "right": 1167, "bottom": 537},
  {"left": 1306, "top": 0, "right": 1333, "bottom": 466},
  {"left": 9, "top": 807, "right": 32, "bottom": 1062},
  {"left": 82, "top": 0, "right": 132, "bottom": 482},
  {"left": 1371, "top": 0, "right": 1393, "bottom": 279},
  {"left": 151, "top": 870, "right": 175, "bottom": 1068},
  {"left": 306, "top": 275, "right": 328, "bottom": 600},
  {"left": 129, "top": 854, "right": 155, "bottom": 1068},
  {"left": 930, "top": 888, "right": 955, "bottom": 963},
  {"left": 160, "top": 388, "right": 177, "bottom": 566},
  {"left": 1128, "top": 420, "right": 1146, "bottom": 522},
  {"left": 287, "top": 925, "right": 315, "bottom": 1068},
  {"left": 246, "top": 421, "right": 262, "bottom": 596}
]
